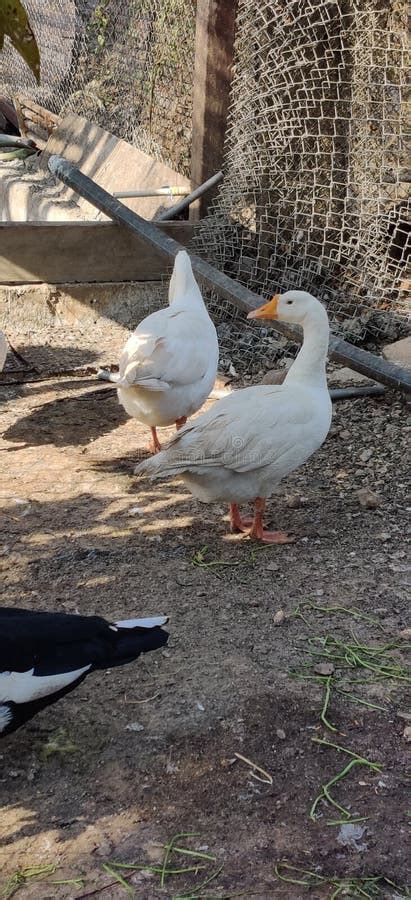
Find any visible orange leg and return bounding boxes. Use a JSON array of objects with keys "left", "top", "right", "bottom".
[
  {"left": 147, "top": 426, "right": 162, "bottom": 454},
  {"left": 230, "top": 498, "right": 294, "bottom": 543},
  {"left": 248, "top": 497, "right": 294, "bottom": 543},
  {"left": 175, "top": 416, "right": 187, "bottom": 431},
  {"left": 229, "top": 503, "right": 253, "bottom": 532}
]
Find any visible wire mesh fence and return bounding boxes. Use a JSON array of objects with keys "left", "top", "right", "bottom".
[
  {"left": 1, "top": 0, "right": 409, "bottom": 378},
  {"left": 0, "top": 0, "right": 195, "bottom": 175},
  {"left": 193, "top": 0, "right": 410, "bottom": 373}
]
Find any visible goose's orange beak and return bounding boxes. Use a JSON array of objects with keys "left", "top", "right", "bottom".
[{"left": 247, "top": 294, "right": 280, "bottom": 320}]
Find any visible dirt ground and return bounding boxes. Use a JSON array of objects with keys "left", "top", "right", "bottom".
[{"left": 0, "top": 337, "right": 409, "bottom": 899}]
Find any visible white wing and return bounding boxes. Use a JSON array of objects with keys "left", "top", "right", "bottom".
[
  {"left": 142, "top": 385, "right": 317, "bottom": 475},
  {"left": 115, "top": 616, "right": 168, "bottom": 629},
  {"left": 0, "top": 665, "right": 91, "bottom": 704},
  {"left": 118, "top": 307, "right": 217, "bottom": 392}
]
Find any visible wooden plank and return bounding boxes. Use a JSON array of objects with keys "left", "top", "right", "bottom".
[
  {"left": 47, "top": 155, "right": 411, "bottom": 393},
  {"left": 39, "top": 112, "right": 191, "bottom": 222},
  {"left": 0, "top": 221, "right": 195, "bottom": 284},
  {"left": 14, "top": 95, "right": 59, "bottom": 147},
  {"left": 12, "top": 96, "right": 28, "bottom": 140},
  {"left": 25, "top": 130, "right": 47, "bottom": 149},
  {"left": 191, "top": 0, "right": 238, "bottom": 218},
  {"left": 17, "top": 96, "right": 60, "bottom": 128}
]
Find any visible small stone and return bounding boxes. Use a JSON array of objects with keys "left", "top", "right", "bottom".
[
  {"left": 382, "top": 336, "right": 411, "bottom": 368},
  {"left": 339, "top": 430, "right": 351, "bottom": 440},
  {"left": 262, "top": 368, "right": 286, "bottom": 385},
  {"left": 356, "top": 488, "right": 380, "bottom": 509},
  {"left": 285, "top": 493, "right": 304, "bottom": 509},
  {"left": 127, "top": 505, "right": 145, "bottom": 516},
  {"left": 328, "top": 366, "right": 372, "bottom": 385},
  {"left": 10, "top": 498, "right": 32, "bottom": 516},
  {"left": 399, "top": 628, "right": 411, "bottom": 640},
  {"left": 403, "top": 726, "right": 411, "bottom": 742},
  {"left": 359, "top": 448, "right": 374, "bottom": 464},
  {"left": 276, "top": 728, "right": 286, "bottom": 740},
  {"left": 378, "top": 532, "right": 391, "bottom": 542},
  {"left": 314, "top": 662, "right": 335, "bottom": 676},
  {"left": 125, "top": 722, "right": 145, "bottom": 732},
  {"left": 94, "top": 838, "right": 114, "bottom": 857},
  {"left": 273, "top": 609, "right": 285, "bottom": 626}
]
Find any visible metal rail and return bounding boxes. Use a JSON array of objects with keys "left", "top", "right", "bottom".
[
  {"left": 156, "top": 170, "right": 223, "bottom": 221},
  {"left": 113, "top": 186, "right": 189, "bottom": 199}
]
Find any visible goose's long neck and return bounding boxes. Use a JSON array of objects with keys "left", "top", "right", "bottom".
[{"left": 285, "top": 307, "right": 329, "bottom": 389}]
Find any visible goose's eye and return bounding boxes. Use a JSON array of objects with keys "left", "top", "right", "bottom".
[{"left": 286, "top": 300, "right": 293, "bottom": 305}]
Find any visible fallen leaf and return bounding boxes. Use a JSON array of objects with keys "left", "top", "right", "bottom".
[{"left": 0, "top": 0, "right": 40, "bottom": 83}]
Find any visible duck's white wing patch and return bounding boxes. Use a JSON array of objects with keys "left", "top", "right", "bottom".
[
  {"left": 115, "top": 616, "right": 168, "bottom": 629},
  {"left": 0, "top": 705, "right": 13, "bottom": 733},
  {"left": 0, "top": 665, "right": 91, "bottom": 704}
]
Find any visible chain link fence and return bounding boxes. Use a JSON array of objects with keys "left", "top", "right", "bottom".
[{"left": 193, "top": 0, "right": 410, "bottom": 373}]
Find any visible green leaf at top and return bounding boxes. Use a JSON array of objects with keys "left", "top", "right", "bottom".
[{"left": 0, "top": 0, "right": 40, "bottom": 84}]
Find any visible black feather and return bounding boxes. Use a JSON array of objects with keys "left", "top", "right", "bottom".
[{"left": 0, "top": 608, "right": 168, "bottom": 736}]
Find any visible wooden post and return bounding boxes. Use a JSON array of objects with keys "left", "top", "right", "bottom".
[{"left": 190, "top": 0, "right": 238, "bottom": 219}]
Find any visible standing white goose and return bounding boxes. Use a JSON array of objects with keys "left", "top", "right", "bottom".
[
  {"left": 107, "top": 251, "right": 218, "bottom": 453},
  {"left": 135, "top": 291, "right": 332, "bottom": 541}
]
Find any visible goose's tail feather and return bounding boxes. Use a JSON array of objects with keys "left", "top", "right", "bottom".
[{"left": 169, "top": 250, "right": 203, "bottom": 305}]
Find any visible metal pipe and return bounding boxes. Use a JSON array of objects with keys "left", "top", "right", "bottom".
[
  {"left": 47, "top": 155, "right": 411, "bottom": 394},
  {"left": 0, "top": 134, "right": 36, "bottom": 149},
  {"left": 157, "top": 170, "right": 224, "bottom": 221},
  {"left": 113, "top": 186, "right": 189, "bottom": 199},
  {"left": 330, "top": 385, "right": 385, "bottom": 400}
]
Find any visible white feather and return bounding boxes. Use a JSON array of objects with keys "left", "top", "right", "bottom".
[
  {"left": 116, "top": 251, "right": 218, "bottom": 428},
  {"left": 115, "top": 616, "right": 168, "bottom": 629},
  {"left": 0, "top": 705, "right": 13, "bottom": 733},
  {"left": 0, "top": 665, "right": 91, "bottom": 704}
]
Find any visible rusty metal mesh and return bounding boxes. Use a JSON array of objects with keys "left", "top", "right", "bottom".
[{"left": 192, "top": 0, "right": 410, "bottom": 374}]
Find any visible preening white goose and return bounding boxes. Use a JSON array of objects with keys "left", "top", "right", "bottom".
[
  {"left": 0, "top": 608, "right": 168, "bottom": 736},
  {"left": 0, "top": 330, "right": 7, "bottom": 372},
  {"left": 135, "top": 291, "right": 332, "bottom": 542},
  {"left": 106, "top": 251, "right": 218, "bottom": 453}
]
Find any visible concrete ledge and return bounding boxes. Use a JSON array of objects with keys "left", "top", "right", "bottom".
[{"left": 0, "top": 281, "right": 168, "bottom": 331}]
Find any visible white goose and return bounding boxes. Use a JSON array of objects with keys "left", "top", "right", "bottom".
[
  {"left": 109, "top": 251, "right": 218, "bottom": 453},
  {"left": 135, "top": 291, "right": 332, "bottom": 541}
]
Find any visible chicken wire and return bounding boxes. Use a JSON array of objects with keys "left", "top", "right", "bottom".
[
  {"left": 0, "top": 0, "right": 195, "bottom": 174},
  {"left": 192, "top": 0, "right": 410, "bottom": 374}
]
